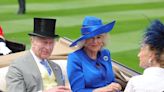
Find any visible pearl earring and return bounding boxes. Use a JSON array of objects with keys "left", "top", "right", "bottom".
[{"left": 148, "top": 59, "right": 152, "bottom": 67}]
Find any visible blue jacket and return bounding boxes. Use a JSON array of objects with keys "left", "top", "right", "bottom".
[{"left": 67, "top": 48, "right": 115, "bottom": 92}]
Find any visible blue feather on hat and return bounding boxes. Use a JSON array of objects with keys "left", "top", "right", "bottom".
[{"left": 144, "top": 20, "right": 164, "bottom": 51}]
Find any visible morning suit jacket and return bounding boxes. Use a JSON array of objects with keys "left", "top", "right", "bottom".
[{"left": 6, "top": 51, "right": 64, "bottom": 92}]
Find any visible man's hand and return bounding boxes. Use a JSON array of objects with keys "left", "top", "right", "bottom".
[{"left": 44, "top": 86, "right": 71, "bottom": 92}]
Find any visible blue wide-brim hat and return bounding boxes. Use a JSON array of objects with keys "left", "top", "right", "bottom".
[{"left": 70, "top": 16, "right": 116, "bottom": 47}]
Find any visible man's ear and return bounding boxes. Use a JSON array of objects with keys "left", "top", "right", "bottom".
[{"left": 30, "top": 36, "right": 34, "bottom": 42}]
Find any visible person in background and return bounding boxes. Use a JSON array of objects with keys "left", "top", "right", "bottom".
[
  {"left": 67, "top": 16, "right": 122, "bottom": 92},
  {"left": 124, "top": 20, "right": 164, "bottom": 92},
  {"left": 0, "top": 26, "right": 12, "bottom": 55},
  {"left": 6, "top": 18, "right": 71, "bottom": 92},
  {"left": 17, "top": 0, "right": 26, "bottom": 14}
]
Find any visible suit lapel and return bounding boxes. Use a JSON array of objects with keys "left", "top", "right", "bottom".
[
  {"left": 26, "top": 51, "right": 44, "bottom": 90},
  {"left": 48, "top": 61, "right": 65, "bottom": 86}
]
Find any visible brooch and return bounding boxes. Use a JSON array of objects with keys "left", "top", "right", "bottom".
[{"left": 103, "top": 56, "right": 108, "bottom": 61}]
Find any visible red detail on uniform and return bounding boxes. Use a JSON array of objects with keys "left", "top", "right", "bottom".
[{"left": 0, "top": 26, "right": 4, "bottom": 37}]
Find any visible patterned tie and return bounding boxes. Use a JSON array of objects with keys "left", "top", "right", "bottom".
[{"left": 40, "top": 60, "right": 52, "bottom": 75}]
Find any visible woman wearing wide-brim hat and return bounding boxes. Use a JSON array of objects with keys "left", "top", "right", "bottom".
[{"left": 67, "top": 16, "right": 122, "bottom": 92}]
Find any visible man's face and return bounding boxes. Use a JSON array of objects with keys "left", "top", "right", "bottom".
[{"left": 31, "top": 36, "right": 55, "bottom": 59}]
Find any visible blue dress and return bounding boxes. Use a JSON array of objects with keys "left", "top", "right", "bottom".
[{"left": 67, "top": 48, "right": 115, "bottom": 92}]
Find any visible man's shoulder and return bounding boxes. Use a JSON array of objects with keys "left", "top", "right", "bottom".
[{"left": 11, "top": 51, "right": 32, "bottom": 66}]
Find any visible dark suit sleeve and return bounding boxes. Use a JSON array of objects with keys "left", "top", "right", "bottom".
[{"left": 6, "top": 64, "right": 26, "bottom": 92}]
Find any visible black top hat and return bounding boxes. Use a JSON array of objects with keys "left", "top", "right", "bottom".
[{"left": 28, "top": 18, "right": 59, "bottom": 38}]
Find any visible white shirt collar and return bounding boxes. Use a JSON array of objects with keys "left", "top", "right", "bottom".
[
  {"left": 144, "top": 67, "right": 164, "bottom": 76},
  {"left": 30, "top": 49, "right": 44, "bottom": 63}
]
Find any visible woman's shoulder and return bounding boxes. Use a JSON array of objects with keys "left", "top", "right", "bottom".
[
  {"left": 100, "top": 48, "right": 110, "bottom": 52},
  {"left": 69, "top": 48, "right": 82, "bottom": 54},
  {"left": 128, "top": 75, "right": 144, "bottom": 83},
  {"left": 68, "top": 49, "right": 84, "bottom": 58},
  {"left": 100, "top": 48, "right": 110, "bottom": 55}
]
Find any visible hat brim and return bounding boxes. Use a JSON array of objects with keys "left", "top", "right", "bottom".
[
  {"left": 70, "top": 20, "right": 116, "bottom": 47},
  {"left": 28, "top": 33, "right": 59, "bottom": 38}
]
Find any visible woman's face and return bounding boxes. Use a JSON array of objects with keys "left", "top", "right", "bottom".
[
  {"left": 84, "top": 34, "right": 105, "bottom": 52},
  {"left": 138, "top": 44, "right": 154, "bottom": 68}
]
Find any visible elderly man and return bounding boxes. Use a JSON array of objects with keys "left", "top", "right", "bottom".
[{"left": 6, "top": 18, "right": 71, "bottom": 92}]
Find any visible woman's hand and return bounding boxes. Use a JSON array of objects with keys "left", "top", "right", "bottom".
[{"left": 93, "top": 82, "right": 122, "bottom": 92}]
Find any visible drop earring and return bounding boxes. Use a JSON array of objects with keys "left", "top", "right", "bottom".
[{"left": 148, "top": 58, "right": 152, "bottom": 67}]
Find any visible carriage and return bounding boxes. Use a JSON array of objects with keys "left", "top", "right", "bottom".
[{"left": 0, "top": 37, "right": 140, "bottom": 91}]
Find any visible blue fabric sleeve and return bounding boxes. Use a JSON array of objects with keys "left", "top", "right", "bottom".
[{"left": 67, "top": 53, "right": 93, "bottom": 92}]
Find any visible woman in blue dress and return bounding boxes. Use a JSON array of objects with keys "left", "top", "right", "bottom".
[{"left": 67, "top": 16, "right": 122, "bottom": 92}]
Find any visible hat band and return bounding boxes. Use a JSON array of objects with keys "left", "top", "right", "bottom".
[{"left": 81, "top": 25, "right": 101, "bottom": 35}]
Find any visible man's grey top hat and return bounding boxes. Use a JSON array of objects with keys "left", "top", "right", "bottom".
[{"left": 29, "top": 18, "right": 59, "bottom": 38}]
